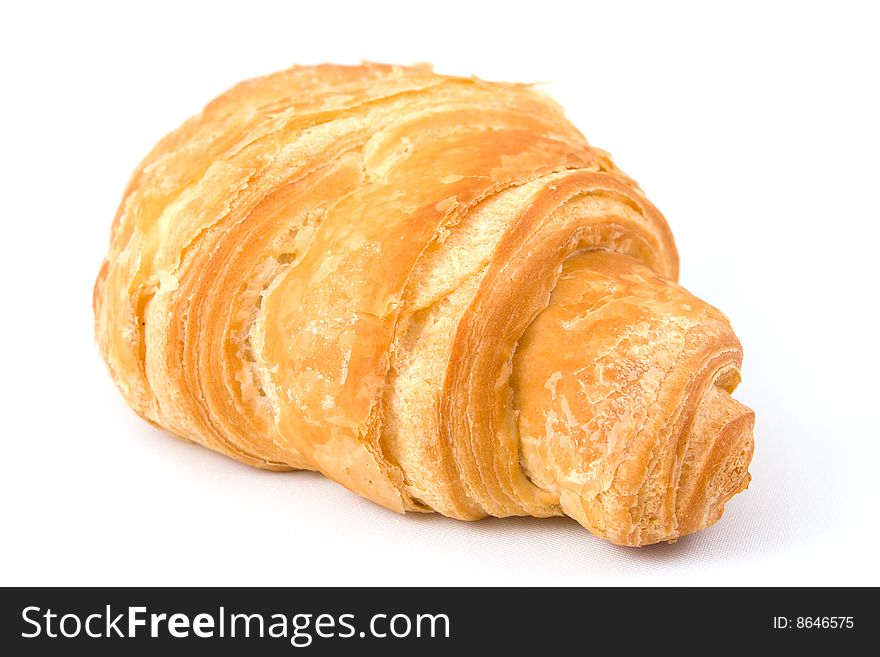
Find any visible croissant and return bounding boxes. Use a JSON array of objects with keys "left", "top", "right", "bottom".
[{"left": 94, "top": 63, "right": 754, "bottom": 546}]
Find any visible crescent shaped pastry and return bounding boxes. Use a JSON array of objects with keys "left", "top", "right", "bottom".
[{"left": 94, "top": 63, "right": 754, "bottom": 546}]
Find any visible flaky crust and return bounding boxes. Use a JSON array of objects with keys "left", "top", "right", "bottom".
[{"left": 94, "top": 63, "right": 754, "bottom": 546}]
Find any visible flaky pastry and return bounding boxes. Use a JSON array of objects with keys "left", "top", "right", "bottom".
[{"left": 94, "top": 64, "right": 754, "bottom": 546}]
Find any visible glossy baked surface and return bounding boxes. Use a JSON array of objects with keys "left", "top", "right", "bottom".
[{"left": 94, "top": 63, "right": 753, "bottom": 546}]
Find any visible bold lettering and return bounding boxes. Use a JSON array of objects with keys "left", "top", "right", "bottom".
[
  {"left": 193, "top": 613, "right": 214, "bottom": 638},
  {"left": 150, "top": 613, "right": 167, "bottom": 637},
  {"left": 167, "top": 613, "right": 190, "bottom": 638},
  {"left": 128, "top": 607, "right": 147, "bottom": 637}
]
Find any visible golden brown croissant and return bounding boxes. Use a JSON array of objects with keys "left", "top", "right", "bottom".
[{"left": 93, "top": 63, "right": 754, "bottom": 546}]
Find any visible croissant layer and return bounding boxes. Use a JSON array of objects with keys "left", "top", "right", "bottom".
[{"left": 94, "top": 63, "right": 754, "bottom": 546}]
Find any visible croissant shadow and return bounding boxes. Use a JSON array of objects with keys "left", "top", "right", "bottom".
[
  {"left": 399, "top": 488, "right": 789, "bottom": 568},
  {"left": 123, "top": 405, "right": 795, "bottom": 572}
]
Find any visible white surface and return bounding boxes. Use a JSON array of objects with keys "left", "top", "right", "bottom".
[{"left": 2, "top": 1, "right": 878, "bottom": 586}]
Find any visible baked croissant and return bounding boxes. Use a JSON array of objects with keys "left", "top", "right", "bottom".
[{"left": 94, "top": 63, "right": 754, "bottom": 546}]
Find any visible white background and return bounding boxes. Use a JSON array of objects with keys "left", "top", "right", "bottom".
[{"left": 2, "top": 1, "right": 878, "bottom": 586}]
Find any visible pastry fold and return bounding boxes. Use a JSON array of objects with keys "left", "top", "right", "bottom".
[{"left": 94, "top": 63, "right": 754, "bottom": 546}]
